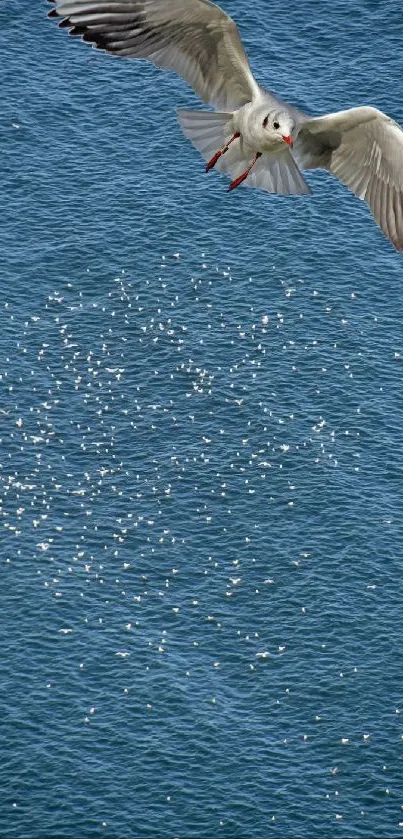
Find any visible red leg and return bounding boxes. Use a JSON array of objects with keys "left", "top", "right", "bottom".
[
  {"left": 206, "top": 132, "right": 241, "bottom": 172},
  {"left": 227, "top": 152, "right": 262, "bottom": 192},
  {"left": 205, "top": 149, "right": 223, "bottom": 172}
]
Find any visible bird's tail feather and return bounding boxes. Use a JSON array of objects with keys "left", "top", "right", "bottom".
[
  {"left": 177, "top": 109, "right": 234, "bottom": 164},
  {"left": 177, "top": 108, "right": 311, "bottom": 195},
  {"left": 177, "top": 108, "right": 258, "bottom": 182}
]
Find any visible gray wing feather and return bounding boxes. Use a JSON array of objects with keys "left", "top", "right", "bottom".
[
  {"left": 49, "top": 0, "right": 261, "bottom": 110},
  {"left": 297, "top": 106, "right": 403, "bottom": 250}
]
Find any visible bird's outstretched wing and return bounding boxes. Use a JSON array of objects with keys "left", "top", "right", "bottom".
[
  {"left": 49, "top": 0, "right": 262, "bottom": 110},
  {"left": 297, "top": 106, "right": 403, "bottom": 250}
]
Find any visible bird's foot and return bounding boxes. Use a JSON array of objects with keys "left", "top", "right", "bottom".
[
  {"left": 206, "top": 149, "right": 223, "bottom": 172},
  {"left": 227, "top": 151, "right": 262, "bottom": 192},
  {"left": 206, "top": 132, "right": 240, "bottom": 172}
]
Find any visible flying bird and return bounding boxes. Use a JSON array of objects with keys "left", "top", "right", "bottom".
[{"left": 49, "top": 0, "right": 403, "bottom": 250}]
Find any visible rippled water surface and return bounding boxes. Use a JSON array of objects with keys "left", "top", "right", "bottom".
[{"left": 2, "top": 1, "right": 403, "bottom": 837}]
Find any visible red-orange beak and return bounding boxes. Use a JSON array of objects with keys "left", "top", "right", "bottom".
[{"left": 282, "top": 135, "right": 293, "bottom": 147}]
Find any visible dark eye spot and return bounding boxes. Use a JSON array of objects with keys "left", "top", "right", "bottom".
[
  {"left": 263, "top": 115, "right": 269, "bottom": 128},
  {"left": 273, "top": 121, "right": 280, "bottom": 130}
]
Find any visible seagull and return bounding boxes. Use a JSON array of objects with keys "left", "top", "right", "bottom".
[{"left": 49, "top": 0, "right": 403, "bottom": 250}]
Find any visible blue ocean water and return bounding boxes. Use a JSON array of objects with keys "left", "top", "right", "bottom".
[{"left": 1, "top": 1, "right": 403, "bottom": 836}]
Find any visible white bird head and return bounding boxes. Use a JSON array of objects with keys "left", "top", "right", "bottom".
[{"left": 262, "top": 109, "right": 295, "bottom": 148}]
